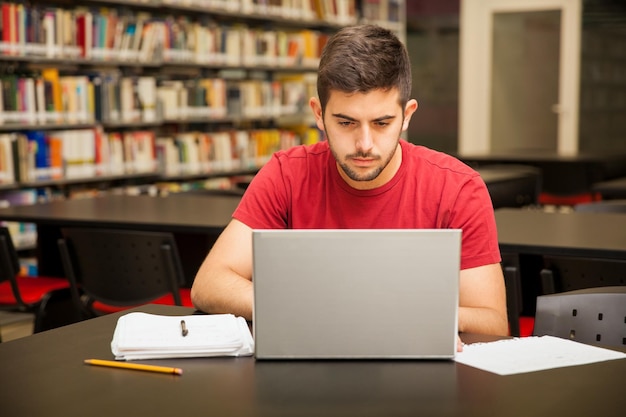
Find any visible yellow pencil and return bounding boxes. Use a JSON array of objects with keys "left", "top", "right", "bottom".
[{"left": 84, "top": 359, "right": 183, "bottom": 375}]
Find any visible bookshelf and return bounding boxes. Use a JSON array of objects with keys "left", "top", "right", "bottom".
[{"left": 0, "top": 0, "right": 405, "bottom": 249}]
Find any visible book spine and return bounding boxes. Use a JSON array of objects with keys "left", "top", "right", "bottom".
[{"left": 0, "top": 134, "right": 16, "bottom": 184}]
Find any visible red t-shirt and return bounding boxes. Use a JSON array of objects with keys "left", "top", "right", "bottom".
[{"left": 234, "top": 140, "right": 501, "bottom": 270}]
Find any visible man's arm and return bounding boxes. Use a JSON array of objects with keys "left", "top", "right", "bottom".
[
  {"left": 191, "top": 219, "right": 254, "bottom": 320},
  {"left": 458, "top": 263, "right": 509, "bottom": 336}
]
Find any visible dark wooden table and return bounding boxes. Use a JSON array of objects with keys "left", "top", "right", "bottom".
[
  {"left": 1, "top": 304, "right": 624, "bottom": 417},
  {"left": 495, "top": 208, "right": 626, "bottom": 260},
  {"left": 0, "top": 194, "right": 240, "bottom": 232},
  {"left": 592, "top": 176, "right": 626, "bottom": 200},
  {"left": 0, "top": 194, "right": 241, "bottom": 281},
  {"left": 476, "top": 165, "right": 541, "bottom": 208},
  {"left": 459, "top": 151, "right": 626, "bottom": 197}
]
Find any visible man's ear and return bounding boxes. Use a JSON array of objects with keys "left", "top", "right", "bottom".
[
  {"left": 402, "top": 99, "right": 418, "bottom": 131},
  {"left": 309, "top": 97, "right": 325, "bottom": 132}
]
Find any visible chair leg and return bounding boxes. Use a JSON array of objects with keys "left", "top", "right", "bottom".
[{"left": 57, "top": 238, "right": 93, "bottom": 321}]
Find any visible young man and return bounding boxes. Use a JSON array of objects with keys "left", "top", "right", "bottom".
[{"left": 191, "top": 25, "right": 509, "bottom": 339}]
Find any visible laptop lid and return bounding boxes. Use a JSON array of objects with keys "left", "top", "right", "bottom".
[{"left": 252, "top": 229, "right": 461, "bottom": 360}]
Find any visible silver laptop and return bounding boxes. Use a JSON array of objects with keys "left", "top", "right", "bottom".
[{"left": 252, "top": 229, "right": 461, "bottom": 360}]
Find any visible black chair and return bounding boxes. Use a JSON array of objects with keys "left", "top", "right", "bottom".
[
  {"left": 57, "top": 228, "right": 193, "bottom": 319},
  {"left": 534, "top": 255, "right": 625, "bottom": 340},
  {"left": 533, "top": 286, "right": 626, "bottom": 348},
  {"left": 502, "top": 258, "right": 535, "bottom": 337},
  {"left": 540, "top": 255, "right": 626, "bottom": 295},
  {"left": 0, "top": 226, "right": 73, "bottom": 333}
]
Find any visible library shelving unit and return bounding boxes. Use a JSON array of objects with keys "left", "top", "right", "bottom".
[{"left": 0, "top": 0, "right": 405, "bottom": 246}]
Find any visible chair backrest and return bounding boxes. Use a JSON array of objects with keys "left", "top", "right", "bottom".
[
  {"left": 540, "top": 255, "right": 626, "bottom": 294},
  {"left": 0, "top": 226, "right": 26, "bottom": 306},
  {"left": 57, "top": 228, "right": 185, "bottom": 316},
  {"left": 533, "top": 286, "right": 626, "bottom": 348}
]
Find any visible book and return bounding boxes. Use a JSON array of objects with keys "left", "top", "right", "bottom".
[
  {"left": 123, "top": 130, "right": 156, "bottom": 173},
  {"left": 41, "top": 68, "right": 62, "bottom": 121},
  {"left": 155, "top": 136, "right": 180, "bottom": 176},
  {"left": 25, "top": 130, "right": 49, "bottom": 180},
  {"left": 136, "top": 76, "right": 157, "bottom": 122},
  {"left": 57, "top": 128, "right": 96, "bottom": 179},
  {"left": 106, "top": 131, "right": 125, "bottom": 175},
  {"left": 75, "top": 9, "right": 92, "bottom": 59},
  {"left": 0, "top": 134, "right": 16, "bottom": 184},
  {"left": 111, "top": 312, "right": 254, "bottom": 360}
]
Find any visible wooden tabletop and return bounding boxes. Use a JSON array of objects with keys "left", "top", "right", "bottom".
[
  {"left": 1, "top": 304, "right": 625, "bottom": 417},
  {"left": 495, "top": 208, "right": 626, "bottom": 259},
  {"left": 0, "top": 194, "right": 241, "bottom": 233}
]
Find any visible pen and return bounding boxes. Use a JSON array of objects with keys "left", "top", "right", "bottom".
[
  {"left": 84, "top": 359, "right": 183, "bottom": 375},
  {"left": 181, "top": 319, "right": 188, "bottom": 337}
]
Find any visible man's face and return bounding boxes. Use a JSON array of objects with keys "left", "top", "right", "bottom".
[{"left": 310, "top": 88, "right": 417, "bottom": 190}]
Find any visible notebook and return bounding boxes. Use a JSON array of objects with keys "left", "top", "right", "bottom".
[{"left": 252, "top": 229, "right": 461, "bottom": 360}]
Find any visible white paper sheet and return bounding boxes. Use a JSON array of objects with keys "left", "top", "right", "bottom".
[{"left": 455, "top": 335, "right": 626, "bottom": 375}]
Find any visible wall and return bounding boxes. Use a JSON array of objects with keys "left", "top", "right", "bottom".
[
  {"left": 405, "top": 1, "right": 460, "bottom": 153},
  {"left": 406, "top": 0, "right": 626, "bottom": 155}
]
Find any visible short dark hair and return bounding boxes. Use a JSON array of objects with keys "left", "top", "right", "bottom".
[{"left": 316, "top": 25, "right": 411, "bottom": 113}]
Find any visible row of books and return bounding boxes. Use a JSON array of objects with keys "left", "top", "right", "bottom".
[
  {"left": 0, "top": 126, "right": 323, "bottom": 185},
  {"left": 0, "top": 3, "right": 332, "bottom": 66},
  {"left": 1, "top": 129, "right": 157, "bottom": 184},
  {"left": 362, "top": 0, "right": 403, "bottom": 23},
  {"left": 158, "top": 73, "right": 317, "bottom": 121},
  {"left": 167, "top": 0, "right": 357, "bottom": 24},
  {"left": 0, "top": 69, "right": 318, "bottom": 126},
  {"left": 157, "top": 129, "right": 288, "bottom": 175}
]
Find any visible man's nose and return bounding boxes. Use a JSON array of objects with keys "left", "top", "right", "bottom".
[{"left": 356, "top": 127, "right": 374, "bottom": 152}]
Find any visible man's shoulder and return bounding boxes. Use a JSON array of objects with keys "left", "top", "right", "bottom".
[
  {"left": 402, "top": 141, "right": 478, "bottom": 176},
  {"left": 274, "top": 141, "right": 330, "bottom": 162}
]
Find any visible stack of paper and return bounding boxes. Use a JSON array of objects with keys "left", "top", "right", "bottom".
[{"left": 111, "top": 312, "right": 254, "bottom": 360}]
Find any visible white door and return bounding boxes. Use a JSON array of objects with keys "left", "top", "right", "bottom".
[{"left": 459, "top": 0, "right": 581, "bottom": 155}]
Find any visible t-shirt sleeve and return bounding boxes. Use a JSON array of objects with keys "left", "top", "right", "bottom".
[
  {"left": 450, "top": 175, "right": 502, "bottom": 270},
  {"left": 232, "top": 154, "right": 289, "bottom": 229}
]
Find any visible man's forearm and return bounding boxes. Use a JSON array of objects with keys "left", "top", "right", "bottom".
[
  {"left": 458, "top": 306, "right": 509, "bottom": 336},
  {"left": 191, "top": 270, "right": 254, "bottom": 320}
]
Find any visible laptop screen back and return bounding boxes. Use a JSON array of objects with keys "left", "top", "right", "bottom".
[{"left": 252, "top": 229, "right": 461, "bottom": 359}]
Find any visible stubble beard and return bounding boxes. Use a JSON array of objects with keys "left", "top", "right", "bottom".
[{"left": 326, "top": 131, "right": 401, "bottom": 183}]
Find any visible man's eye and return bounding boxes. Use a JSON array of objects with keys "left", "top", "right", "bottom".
[
  {"left": 338, "top": 121, "right": 353, "bottom": 127},
  {"left": 375, "top": 121, "right": 389, "bottom": 127}
]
